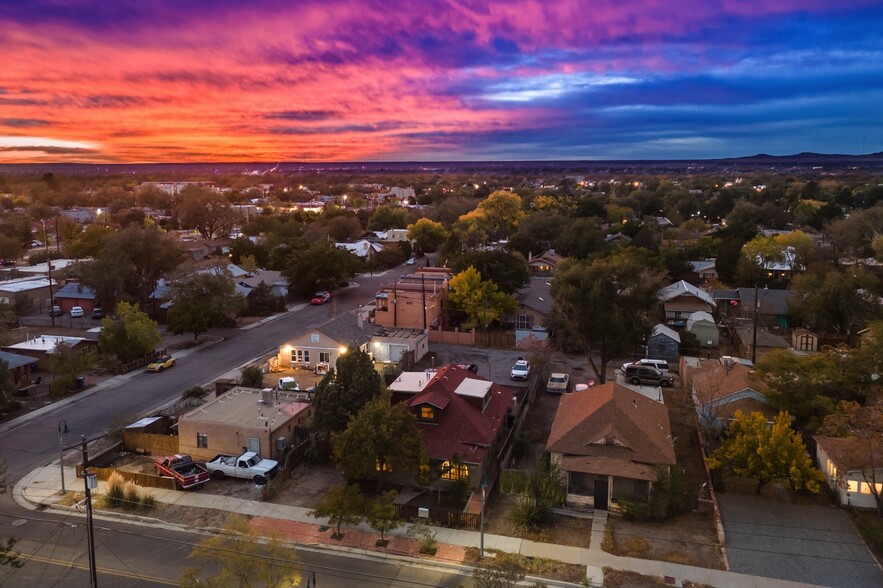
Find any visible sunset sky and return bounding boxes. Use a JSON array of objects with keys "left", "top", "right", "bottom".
[{"left": 1, "top": 0, "right": 881, "bottom": 163}]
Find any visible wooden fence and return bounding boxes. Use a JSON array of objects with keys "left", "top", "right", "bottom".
[
  {"left": 474, "top": 329, "right": 516, "bottom": 349},
  {"left": 394, "top": 503, "right": 481, "bottom": 530},
  {"left": 428, "top": 327, "right": 476, "bottom": 346},
  {"left": 75, "top": 465, "right": 177, "bottom": 490},
  {"left": 121, "top": 431, "right": 179, "bottom": 456}
]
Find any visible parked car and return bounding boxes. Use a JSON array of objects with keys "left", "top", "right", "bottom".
[
  {"left": 406, "top": 257, "right": 417, "bottom": 266},
  {"left": 205, "top": 451, "right": 279, "bottom": 484},
  {"left": 621, "top": 358, "right": 670, "bottom": 375},
  {"left": 510, "top": 358, "right": 531, "bottom": 380},
  {"left": 0, "top": 259, "right": 15, "bottom": 267},
  {"left": 70, "top": 306, "right": 84, "bottom": 318},
  {"left": 153, "top": 454, "right": 210, "bottom": 490},
  {"left": 91, "top": 307, "right": 105, "bottom": 319},
  {"left": 624, "top": 365, "right": 673, "bottom": 387},
  {"left": 147, "top": 354, "right": 176, "bottom": 372},
  {"left": 30, "top": 240, "right": 43, "bottom": 248},
  {"left": 310, "top": 291, "right": 332, "bottom": 305},
  {"left": 546, "top": 372, "right": 571, "bottom": 394},
  {"left": 457, "top": 363, "right": 479, "bottom": 373},
  {"left": 49, "top": 305, "right": 62, "bottom": 317}
]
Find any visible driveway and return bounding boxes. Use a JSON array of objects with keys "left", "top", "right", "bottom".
[{"left": 718, "top": 493, "right": 883, "bottom": 588}]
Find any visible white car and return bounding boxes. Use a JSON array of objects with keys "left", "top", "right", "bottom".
[
  {"left": 70, "top": 306, "right": 84, "bottom": 318},
  {"left": 510, "top": 358, "right": 531, "bottom": 380}
]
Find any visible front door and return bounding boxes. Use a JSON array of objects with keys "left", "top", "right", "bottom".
[
  {"left": 247, "top": 437, "right": 261, "bottom": 453},
  {"left": 594, "top": 478, "right": 609, "bottom": 510}
]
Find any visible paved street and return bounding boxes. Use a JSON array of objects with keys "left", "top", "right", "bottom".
[{"left": 718, "top": 492, "right": 883, "bottom": 588}]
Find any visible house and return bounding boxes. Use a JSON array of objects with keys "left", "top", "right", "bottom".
[
  {"left": 0, "top": 350, "right": 38, "bottom": 387},
  {"left": 52, "top": 282, "right": 97, "bottom": 313},
  {"left": 717, "top": 288, "right": 792, "bottom": 328},
  {"left": 646, "top": 324, "right": 680, "bottom": 362},
  {"left": 527, "top": 250, "right": 565, "bottom": 276},
  {"left": 177, "top": 387, "right": 312, "bottom": 461},
  {"left": 3, "top": 335, "right": 94, "bottom": 370},
  {"left": 513, "top": 277, "right": 553, "bottom": 347},
  {"left": 687, "top": 311, "right": 720, "bottom": 348},
  {"left": 237, "top": 269, "right": 289, "bottom": 299},
  {"left": 370, "top": 327, "right": 429, "bottom": 366},
  {"left": 815, "top": 436, "right": 883, "bottom": 510},
  {"left": 373, "top": 269, "right": 450, "bottom": 330},
  {"left": 657, "top": 280, "right": 716, "bottom": 324},
  {"left": 687, "top": 259, "right": 718, "bottom": 284},
  {"left": 275, "top": 313, "right": 374, "bottom": 372},
  {"left": 396, "top": 364, "right": 516, "bottom": 490},
  {"left": 689, "top": 358, "right": 774, "bottom": 430},
  {"left": 546, "top": 382, "right": 676, "bottom": 510},
  {"left": 792, "top": 328, "right": 819, "bottom": 352},
  {"left": 17, "top": 259, "right": 77, "bottom": 277},
  {"left": 0, "top": 277, "right": 56, "bottom": 313},
  {"left": 336, "top": 240, "right": 383, "bottom": 260}
]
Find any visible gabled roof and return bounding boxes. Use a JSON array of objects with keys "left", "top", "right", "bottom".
[
  {"left": 516, "top": 277, "right": 554, "bottom": 315},
  {"left": 528, "top": 250, "right": 564, "bottom": 266},
  {"left": 689, "top": 259, "right": 717, "bottom": 273},
  {"left": 814, "top": 436, "right": 869, "bottom": 472},
  {"left": 657, "top": 280, "right": 715, "bottom": 307},
  {"left": 687, "top": 311, "right": 716, "bottom": 328},
  {"left": 407, "top": 364, "right": 515, "bottom": 464},
  {"left": 312, "top": 312, "right": 375, "bottom": 349},
  {"left": 336, "top": 240, "right": 382, "bottom": 258},
  {"left": 546, "top": 382, "right": 676, "bottom": 468},
  {"left": 650, "top": 323, "right": 680, "bottom": 344},
  {"left": 692, "top": 362, "right": 767, "bottom": 405}
]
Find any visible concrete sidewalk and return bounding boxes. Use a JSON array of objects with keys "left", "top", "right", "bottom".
[{"left": 15, "top": 464, "right": 831, "bottom": 588}]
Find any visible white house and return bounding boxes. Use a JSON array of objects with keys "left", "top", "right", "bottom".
[{"left": 815, "top": 436, "right": 883, "bottom": 510}]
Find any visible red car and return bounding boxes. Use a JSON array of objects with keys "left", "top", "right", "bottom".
[{"left": 310, "top": 291, "right": 332, "bottom": 305}]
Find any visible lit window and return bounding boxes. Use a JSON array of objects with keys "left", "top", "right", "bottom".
[
  {"left": 375, "top": 459, "right": 392, "bottom": 472},
  {"left": 441, "top": 461, "right": 468, "bottom": 481},
  {"left": 419, "top": 406, "right": 435, "bottom": 420},
  {"left": 847, "top": 480, "right": 859, "bottom": 493},
  {"left": 197, "top": 433, "right": 208, "bottom": 448}
]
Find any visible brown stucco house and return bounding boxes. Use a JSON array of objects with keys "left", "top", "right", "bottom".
[{"left": 546, "top": 382, "right": 676, "bottom": 510}]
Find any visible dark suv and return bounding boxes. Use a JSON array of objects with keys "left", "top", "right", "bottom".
[{"left": 625, "top": 365, "right": 673, "bottom": 387}]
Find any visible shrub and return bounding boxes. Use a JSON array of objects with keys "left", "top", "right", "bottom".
[
  {"left": 181, "top": 386, "right": 207, "bottom": 400},
  {"left": 105, "top": 472, "right": 126, "bottom": 508},
  {"left": 407, "top": 520, "right": 438, "bottom": 555},
  {"left": 240, "top": 366, "right": 264, "bottom": 388}
]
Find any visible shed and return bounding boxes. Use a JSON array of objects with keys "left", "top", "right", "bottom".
[
  {"left": 647, "top": 324, "right": 680, "bottom": 361},
  {"left": 791, "top": 328, "right": 819, "bottom": 352},
  {"left": 687, "top": 311, "right": 720, "bottom": 348}
]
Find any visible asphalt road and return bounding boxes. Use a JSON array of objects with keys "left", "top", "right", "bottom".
[
  {"left": 0, "top": 268, "right": 406, "bottom": 483},
  {"left": 0, "top": 511, "right": 472, "bottom": 587}
]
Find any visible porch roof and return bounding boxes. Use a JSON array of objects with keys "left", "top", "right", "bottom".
[{"left": 562, "top": 455, "right": 659, "bottom": 482}]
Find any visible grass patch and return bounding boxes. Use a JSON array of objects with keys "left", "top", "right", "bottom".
[
  {"left": 602, "top": 568, "right": 667, "bottom": 587},
  {"left": 850, "top": 510, "right": 883, "bottom": 560},
  {"left": 463, "top": 547, "right": 585, "bottom": 583}
]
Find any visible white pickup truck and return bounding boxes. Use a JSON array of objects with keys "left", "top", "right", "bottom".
[{"left": 205, "top": 451, "right": 279, "bottom": 484}]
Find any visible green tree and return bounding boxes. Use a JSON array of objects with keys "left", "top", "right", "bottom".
[
  {"left": 0, "top": 460, "right": 23, "bottom": 570},
  {"left": 312, "top": 348, "right": 382, "bottom": 435},
  {"left": 367, "top": 490, "right": 401, "bottom": 542},
  {"left": 551, "top": 249, "right": 665, "bottom": 383},
  {"left": 552, "top": 217, "right": 607, "bottom": 259},
  {"left": 309, "top": 484, "right": 365, "bottom": 538},
  {"left": 326, "top": 215, "right": 364, "bottom": 242},
  {"left": 789, "top": 268, "right": 882, "bottom": 334},
  {"left": 450, "top": 250, "right": 528, "bottom": 294},
  {"left": 168, "top": 272, "right": 246, "bottom": 341},
  {"left": 448, "top": 266, "right": 517, "bottom": 329},
  {"left": 368, "top": 205, "right": 409, "bottom": 231},
  {"left": 282, "top": 243, "right": 362, "bottom": 298},
  {"left": 98, "top": 302, "right": 161, "bottom": 362},
  {"left": 177, "top": 185, "right": 236, "bottom": 240},
  {"left": 499, "top": 459, "right": 565, "bottom": 530},
  {"left": 101, "top": 222, "right": 184, "bottom": 305},
  {"left": 333, "top": 391, "right": 424, "bottom": 490},
  {"left": 64, "top": 224, "right": 114, "bottom": 259},
  {"left": 49, "top": 342, "right": 96, "bottom": 396},
  {"left": 0, "top": 361, "right": 19, "bottom": 413},
  {"left": 707, "top": 411, "right": 825, "bottom": 494},
  {"left": 181, "top": 514, "right": 300, "bottom": 587},
  {"left": 457, "top": 191, "right": 524, "bottom": 240},
  {"left": 407, "top": 218, "right": 448, "bottom": 253},
  {"left": 240, "top": 366, "right": 264, "bottom": 387}
]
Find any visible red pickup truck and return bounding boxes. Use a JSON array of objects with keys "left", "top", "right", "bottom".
[{"left": 153, "top": 454, "right": 210, "bottom": 490}]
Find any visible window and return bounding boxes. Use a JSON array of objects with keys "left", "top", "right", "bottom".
[
  {"left": 196, "top": 433, "right": 208, "bottom": 448},
  {"left": 441, "top": 460, "right": 468, "bottom": 481},
  {"left": 319, "top": 352, "right": 330, "bottom": 363},
  {"left": 310, "top": 334, "right": 320, "bottom": 343},
  {"left": 418, "top": 406, "right": 435, "bottom": 421},
  {"left": 375, "top": 459, "right": 392, "bottom": 472},
  {"left": 515, "top": 314, "right": 534, "bottom": 330},
  {"left": 292, "top": 349, "right": 310, "bottom": 363}
]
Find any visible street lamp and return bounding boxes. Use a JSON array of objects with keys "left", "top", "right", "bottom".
[{"left": 58, "top": 419, "right": 69, "bottom": 494}]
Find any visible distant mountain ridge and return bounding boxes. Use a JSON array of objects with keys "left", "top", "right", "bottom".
[{"left": 2, "top": 152, "right": 883, "bottom": 175}]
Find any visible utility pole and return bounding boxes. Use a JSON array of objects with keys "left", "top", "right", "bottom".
[
  {"left": 421, "top": 274, "right": 426, "bottom": 331},
  {"left": 48, "top": 260, "right": 55, "bottom": 327},
  {"left": 751, "top": 285, "right": 760, "bottom": 364},
  {"left": 81, "top": 435, "right": 99, "bottom": 588}
]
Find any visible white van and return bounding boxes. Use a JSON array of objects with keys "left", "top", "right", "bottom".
[{"left": 621, "top": 358, "right": 670, "bottom": 375}]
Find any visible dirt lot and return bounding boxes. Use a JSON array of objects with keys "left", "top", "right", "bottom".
[{"left": 605, "top": 511, "right": 723, "bottom": 569}]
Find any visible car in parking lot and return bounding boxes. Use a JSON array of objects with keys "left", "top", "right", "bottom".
[
  {"left": 91, "top": 307, "right": 105, "bottom": 319},
  {"left": 310, "top": 291, "right": 332, "bottom": 305},
  {"left": 147, "top": 355, "right": 176, "bottom": 372},
  {"left": 621, "top": 358, "right": 670, "bottom": 375},
  {"left": 510, "top": 358, "right": 531, "bottom": 380},
  {"left": 49, "top": 305, "right": 62, "bottom": 317},
  {"left": 70, "top": 306, "right": 84, "bottom": 318},
  {"left": 406, "top": 257, "right": 417, "bottom": 265},
  {"left": 624, "top": 365, "right": 673, "bottom": 387}
]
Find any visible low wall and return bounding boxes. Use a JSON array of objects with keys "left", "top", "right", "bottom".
[
  {"left": 76, "top": 465, "right": 177, "bottom": 490},
  {"left": 122, "top": 431, "right": 179, "bottom": 456},
  {"left": 428, "top": 327, "right": 475, "bottom": 345}
]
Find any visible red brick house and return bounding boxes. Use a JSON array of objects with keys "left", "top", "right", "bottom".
[{"left": 394, "top": 364, "right": 516, "bottom": 490}]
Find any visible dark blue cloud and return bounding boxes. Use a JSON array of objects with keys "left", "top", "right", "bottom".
[{"left": 0, "top": 118, "right": 50, "bottom": 127}]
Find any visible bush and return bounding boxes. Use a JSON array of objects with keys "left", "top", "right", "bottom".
[
  {"left": 181, "top": 386, "right": 207, "bottom": 400},
  {"left": 105, "top": 472, "right": 126, "bottom": 508},
  {"left": 50, "top": 374, "right": 76, "bottom": 397},
  {"left": 104, "top": 472, "right": 155, "bottom": 510},
  {"left": 407, "top": 520, "right": 438, "bottom": 555},
  {"left": 240, "top": 366, "right": 264, "bottom": 388}
]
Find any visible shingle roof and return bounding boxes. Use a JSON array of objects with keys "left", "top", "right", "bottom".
[
  {"left": 0, "top": 350, "right": 38, "bottom": 369},
  {"left": 692, "top": 362, "right": 767, "bottom": 404},
  {"left": 315, "top": 312, "right": 375, "bottom": 349},
  {"left": 53, "top": 282, "right": 96, "bottom": 300},
  {"left": 650, "top": 324, "right": 680, "bottom": 344},
  {"left": 736, "top": 288, "right": 792, "bottom": 316},
  {"left": 408, "top": 364, "right": 515, "bottom": 465},
  {"left": 546, "top": 382, "right": 676, "bottom": 468},
  {"left": 814, "top": 436, "right": 869, "bottom": 472}
]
